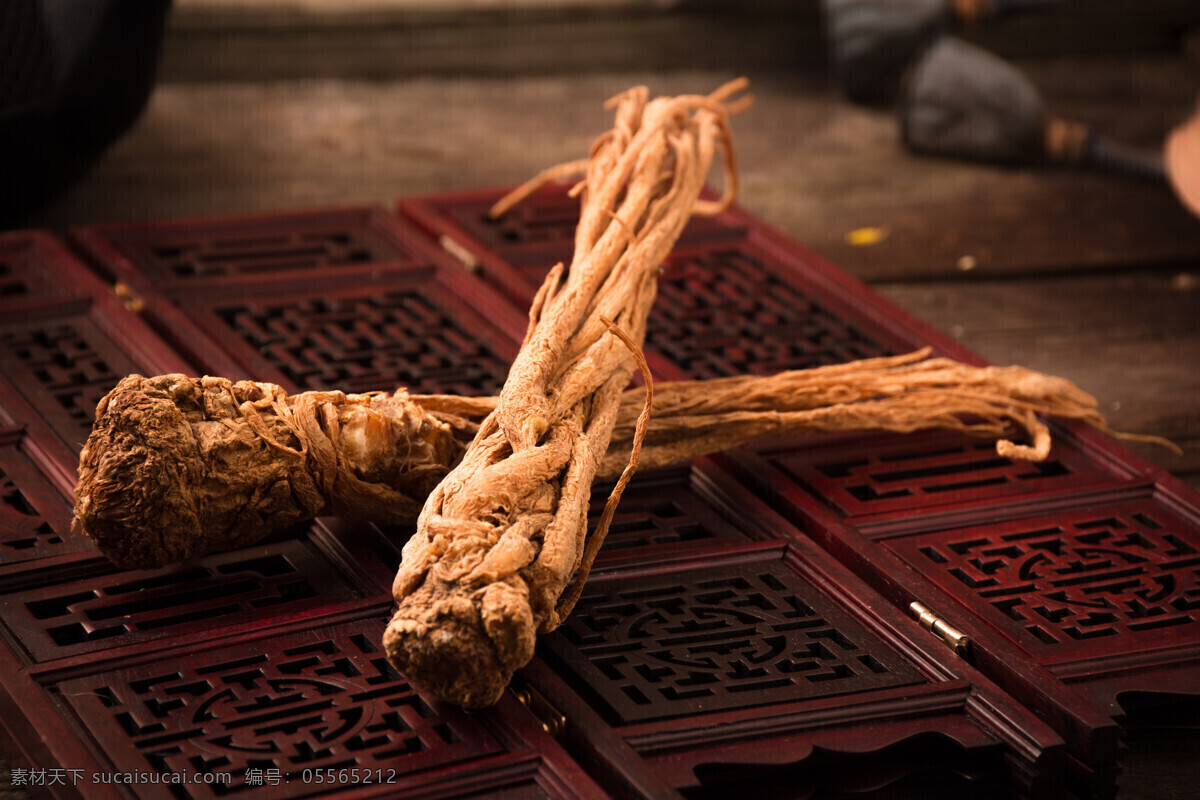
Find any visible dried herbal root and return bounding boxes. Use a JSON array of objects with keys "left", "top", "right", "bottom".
[
  {"left": 383, "top": 80, "right": 750, "bottom": 707},
  {"left": 602, "top": 348, "right": 1181, "bottom": 474},
  {"left": 73, "top": 374, "right": 472, "bottom": 568},
  {"left": 74, "top": 348, "right": 1166, "bottom": 570},
  {"left": 73, "top": 347, "right": 1155, "bottom": 570}
]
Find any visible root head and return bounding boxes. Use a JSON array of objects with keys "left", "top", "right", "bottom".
[
  {"left": 74, "top": 376, "right": 205, "bottom": 568},
  {"left": 384, "top": 577, "right": 535, "bottom": 708},
  {"left": 74, "top": 374, "right": 321, "bottom": 569}
]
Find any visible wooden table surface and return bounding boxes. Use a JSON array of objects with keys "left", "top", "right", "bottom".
[{"left": 6, "top": 2, "right": 1200, "bottom": 797}]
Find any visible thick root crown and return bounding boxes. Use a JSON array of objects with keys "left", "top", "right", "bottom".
[
  {"left": 74, "top": 375, "right": 465, "bottom": 568},
  {"left": 384, "top": 576, "right": 535, "bottom": 708}
]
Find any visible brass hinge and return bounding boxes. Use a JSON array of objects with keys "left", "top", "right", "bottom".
[
  {"left": 113, "top": 282, "right": 145, "bottom": 314},
  {"left": 909, "top": 601, "right": 970, "bottom": 657},
  {"left": 438, "top": 234, "right": 479, "bottom": 273},
  {"left": 512, "top": 683, "right": 566, "bottom": 740}
]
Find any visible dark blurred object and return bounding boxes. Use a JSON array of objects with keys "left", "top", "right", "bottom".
[
  {"left": 901, "top": 37, "right": 1165, "bottom": 180},
  {"left": 823, "top": 0, "right": 945, "bottom": 105},
  {"left": 0, "top": 0, "right": 172, "bottom": 226},
  {"left": 822, "top": 0, "right": 1067, "bottom": 106},
  {"left": 1166, "top": 104, "right": 1200, "bottom": 218}
]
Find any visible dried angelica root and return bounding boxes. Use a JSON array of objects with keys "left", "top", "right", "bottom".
[
  {"left": 74, "top": 347, "right": 1163, "bottom": 570},
  {"left": 73, "top": 374, "right": 474, "bottom": 568},
  {"left": 383, "top": 80, "right": 749, "bottom": 707},
  {"left": 602, "top": 348, "right": 1181, "bottom": 474},
  {"left": 74, "top": 349, "right": 1161, "bottom": 571}
]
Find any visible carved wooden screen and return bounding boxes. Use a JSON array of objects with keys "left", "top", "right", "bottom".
[
  {"left": 0, "top": 228, "right": 608, "bottom": 800},
  {"left": 391, "top": 183, "right": 1200, "bottom": 798},
  {"left": 72, "top": 207, "right": 527, "bottom": 396},
  {"left": 0, "top": 187, "right": 1189, "bottom": 799}
]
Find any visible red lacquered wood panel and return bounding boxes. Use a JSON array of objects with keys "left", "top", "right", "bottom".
[
  {"left": 4, "top": 189, "right": 1188, "bottom": 797},
  {"left": 545, "top": 548, "right": 926, "bottom": 724},
  {"left": 397, "top": 186, "right": 1168, "bottom": 797},
  {"left": 648, "top": 239, "right": 901, "bottom": 380},
  {"left": 400, "top": 184, "right": 749, "bottom": 309},
  {"left": 0, "top": 540, "right": 370, "bottom": 665},
  {"left": 0, "top": 231, "right": 93, "bottom": 311},
  {"left": 752, "top": 427, "right": 1139, "bottom": 528},
  {"left": 73, "top": 206, "right": 427, "bottom": 295},
  {"left": 0, "top": 426, "right": 88, "bottom": 573},
  {"left": 587, "top": 464, "right": 755, "bottom": 563},
  {"left": 0, "top": 232, "right": 192, "bottom": 478},
  {"left": 27, "top": 615, "right": 608, "bottom": 799},
  {"left": 194, "top": 271, "right": 519, "bottom": 395},
  {"left": 73, "top": 207, "right": 529, "bottom": 396},
  {"left": 521, "top": 459, "right": 1066, "bottom": 799},
  {"left": 883, "top": 492, "right": 1200, "bottom": 671},
  {"left": 400, "top": 186, "right": 937, "bottom": 383},
  {"left": 397, "top": 179, "right": 1192, "bottom": 796}
]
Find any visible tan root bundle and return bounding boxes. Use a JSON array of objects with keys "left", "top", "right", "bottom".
[
  {"left": 73, "top": 349, "right": 1164, "bottom": 570},
  {"left": 382, "top": 80, "right": 750, "bottom": 707}
]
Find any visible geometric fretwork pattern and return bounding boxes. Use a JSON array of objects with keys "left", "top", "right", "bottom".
[
  {"left": 441, "top": 190, "right": 742, "bottom": 262},
  {"left": 216, "top": 291, "right": 510, "bottom": 396},
  {"left": 767, "top": 431, "right": 1117, "bottom": 519},
  {"left": 588, "top": 469, "right": 751, "bottom": 557},
  {"left": 136, "top": 228, "right": 390, "bottom": 279},
  {"left": 0, "top": 431, "right": 93, "bottom": 566},
  {"left": 3, "top": 543, "right": 361, "bottom": 663},
  {"left": 58, "top": 621, "right": 503, "bottom": 799},
  {"left": 0, "top": 324, "right": 124, "bottom": 449},
  {"left": 547, "top": 559, "right": 925, "bottom": 724},
  {"left": 649, "top": 249, "right": 891, "bottom": 379},
  {"left": 455, "top": 192, "right": 580, "bottom": 251},
  {"left": 892, "top": 502, "right": 1200, "bottom": 659},
  {"left": 0, "top": 465, "right": 64, "bottom": 558},
  {"left": 0, "top": 236, "right": 76, "bottom": 311}
]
